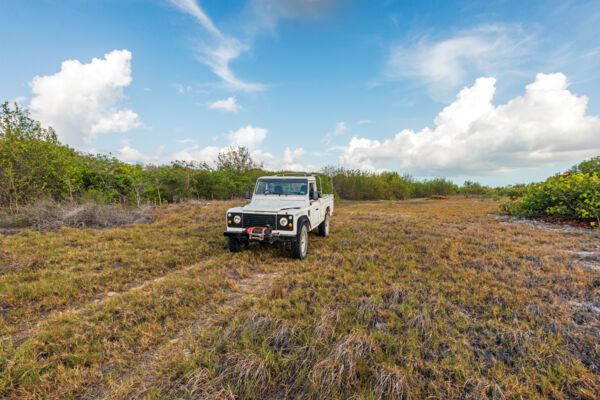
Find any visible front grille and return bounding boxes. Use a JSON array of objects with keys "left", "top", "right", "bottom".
[{"left": 243, "top": 213, "right": 276, "bottom": 228}]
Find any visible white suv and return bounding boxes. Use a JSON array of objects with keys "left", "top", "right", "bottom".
[{"left": 224, "top": 175, "right": 334, "bottom": 259}]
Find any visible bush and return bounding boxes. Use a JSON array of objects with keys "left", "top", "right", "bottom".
[
  {"left": 501, "top": 158, "right": 600, "bottom": 226},
  {"left": 0, "top": 200, "right": 153, "bottom": 230}
]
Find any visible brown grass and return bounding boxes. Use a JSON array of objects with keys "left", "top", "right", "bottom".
[{"left": 1, "top": 198, "right": 599, "bottom": 399}]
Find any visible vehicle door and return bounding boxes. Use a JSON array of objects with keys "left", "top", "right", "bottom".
[{"left": 308, "top": 181, "right": 320, "bottom": 228}]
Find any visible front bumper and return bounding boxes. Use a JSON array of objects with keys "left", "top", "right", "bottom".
[{"left": 224, "top": 229, "right": 297, "bottom": 243}]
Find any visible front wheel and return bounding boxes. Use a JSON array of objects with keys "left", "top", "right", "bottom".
[
  {"left": 228, "top": 237, "right": 248, "bottom": 252},
  {"left": 291, "top": 223, "right": 309, "bottom": 259}
]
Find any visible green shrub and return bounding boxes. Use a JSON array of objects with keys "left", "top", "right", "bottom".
[{"left": 501, "top": 164, "right": 600, "bottom": 226}]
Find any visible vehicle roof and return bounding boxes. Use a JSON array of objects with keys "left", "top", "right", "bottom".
[{"left": 258, "top": 175, "right": 315, "bottom": 180}]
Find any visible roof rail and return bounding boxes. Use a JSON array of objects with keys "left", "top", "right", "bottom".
[
  {"left": 268, "top": 171, "right": 334, "bottom": 194},
  {"left": 276, "top": 172, "right": 311, "bottom": 176},
  {"left": 275, "top": 171, "right": 333, "bottom": 177}
]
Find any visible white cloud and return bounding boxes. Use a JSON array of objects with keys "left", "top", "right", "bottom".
[
  {"left": 11, "top": 96, "right": 26, "bottom": 106},
  {"left": 339, "top": 73, "right": 600, "bottom": 175},
  {"left": 388, "top": 25, "right": 533, "bottom": 93},
  {"left": 176, "top": 138, "right": 197, "bottom": 144},
  {"left": 114, "top": 122, "right": 305, "bottom": 170},
  {"left": 117, "top": 143, "right": 152, "bottom": 163},
  {"left": 170, "top": 144, "right": 306, "bottom": 171},
  {"left": 334, "top": 121, "right": 347, "bottom": 135},
  {"left": 253, "top": 147, "right": 306, "bottom": 171},
  {"left": 172, "top": 124, "right": 305, "bottom": 170},
  {"left": 115, "top": 140, "right": 167, "bottom": 164},
  {"left": 357, "top": 119, "right": 371, "bottom": 125},
  {"left": 170, "top": 0, "right": 264, "bottom": 91},
  {"left": 209, "top": 96, "right": 243, "bottom": 112},
  {"left": 172, "top": 145, "right": 221, "bottom": 165},
  {"left": 170, "top": 0, "right": 221, "bottom": 36},
  {"left": 323, "top": 121, "right": 347, "bottom": 144},
  {"left": 174, "top": 83, "right": 193, "bottom": 95},
  {"left": 228, "top": 124, "right": 267, "bottom": 149},
  {"left": 29, "top": 49, "right": 141, "bottom": 146},
  {"left": 170, "top": 0, "right": 336, "bottom": 92},
  {"left": 91, "top": 110, "right": 140, "bottom": 136}
]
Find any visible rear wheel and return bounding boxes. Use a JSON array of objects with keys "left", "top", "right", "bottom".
[
  {"left": 228, "top": 237, "right": 248, "bottom": 252},
  {"left": 318, "top": 213, "right": 330, "bottom": 237},
  {"left": 291, "top": 223, "right": 309, "bottom": 259}
]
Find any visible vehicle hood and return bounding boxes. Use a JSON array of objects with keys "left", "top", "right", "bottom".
[{"left": 242, "top": 199, "right": 306, "bottom": 212}]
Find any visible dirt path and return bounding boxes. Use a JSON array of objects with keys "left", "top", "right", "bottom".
[{"left": 80, "top": 269, "right": 279, "bottom": 400}]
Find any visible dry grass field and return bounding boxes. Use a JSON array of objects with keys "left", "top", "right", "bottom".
[{"left": 1, "top": 198, "right": 599, "bottom": 399}]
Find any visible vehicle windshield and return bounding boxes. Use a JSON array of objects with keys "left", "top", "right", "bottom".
[{"left": 254, "top": 178, "right": 308, "bottom": 196}]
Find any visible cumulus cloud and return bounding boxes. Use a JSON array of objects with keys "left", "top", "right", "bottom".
[
  {"left": 254, "top": 147, "right": 306, "bottom": 171},
  {"left": 228, "top": 125, "right": 267, "bottom": 149},
  {"left": 170, "top": 124, "right": 305, "bottom": 170},
  {"left": 388, "top": 25, "right": 532, "bottom": 93},
  {"left": 209, "top": 96, "right": 243, "bottom": 112},
  {"left": 117, "top": 141, "right": 153, "bottom": 163},
  {"left": 172, "top": 145, "right": 221, "bottom": 165},
  {"left": 117, "top": 123, "right": 306, "bottom": 170},
  {"left": 339, "top": 73, "right": 600, "bottom": 175},
  {"left": 171, "top": 143, "right": 306, "bottom": 171},
  {"left": 29, "top": 49, "right": 141, "bottom": 146}
]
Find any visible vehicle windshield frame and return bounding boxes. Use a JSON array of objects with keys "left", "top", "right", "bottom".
[{"left": 254, "top": 178, "right": 309, "bottom": 196}]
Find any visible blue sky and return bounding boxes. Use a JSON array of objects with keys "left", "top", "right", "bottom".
[{"left": 2, "top": 0, "right": 600, "bottom": 186}]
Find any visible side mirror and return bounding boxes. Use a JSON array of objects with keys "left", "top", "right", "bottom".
[
  {"left": 312, "top": 191, "right": 319, "bottom": 200},
  {"left": 244, "top": 190, "right": 250, "bottom": 200}
]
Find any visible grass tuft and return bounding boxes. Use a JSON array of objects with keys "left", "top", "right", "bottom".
[{"left": 311, "top": 333, "right": 376, "bottom": 395}]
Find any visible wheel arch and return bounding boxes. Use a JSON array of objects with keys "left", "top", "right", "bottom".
[{"left": 297, "top": 215, "right": 310, "bottom": 231}]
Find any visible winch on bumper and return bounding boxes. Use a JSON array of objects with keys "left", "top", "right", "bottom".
[{"left": 223, "top": 227, "right": 297, "bottom": 243}]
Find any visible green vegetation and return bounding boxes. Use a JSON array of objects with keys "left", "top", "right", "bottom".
[
  {"left": 0, "top": 102, "right": 266, "bottom": 208},
  {"left": 324, "top": 167, "right": 458, "bottom": 200},
  {"left": 1, "top": 199, "right": 598, "bottom": 399},
  {"left": 501, "top": 157, "right": 600, "bottom": 226},
  {"left": 1, "top": 102, "right": 486, "bottom": 213}
]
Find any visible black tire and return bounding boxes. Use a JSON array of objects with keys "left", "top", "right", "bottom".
[
  {"left": 228, "top": 237, "right": 248, "bottom": 252},
  {"left": 291, "top": 222, "right": 309, "bottom": 259},
  {"left": 318, "top": 212, "right": 330, "bottom": 237}
]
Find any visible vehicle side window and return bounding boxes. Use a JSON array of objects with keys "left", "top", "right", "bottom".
[{"left": 309, "top": 183, "right": 316, "bottom": 197}]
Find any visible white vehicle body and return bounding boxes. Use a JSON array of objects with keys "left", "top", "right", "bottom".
[{"left": 223, "top": 175, "right": 334, "bottom": 259}]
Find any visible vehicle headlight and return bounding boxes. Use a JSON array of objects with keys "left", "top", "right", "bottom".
[
  {"left": 233, "top": 215, "right": 241, "bottom": 224},
  {"left": 279, "top": 217, "right": 288, "bottom": 226}
]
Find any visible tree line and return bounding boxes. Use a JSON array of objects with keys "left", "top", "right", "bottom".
[{"left": 0, "top": 101, "right": 496, "bottom": 209}]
